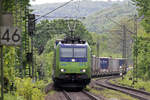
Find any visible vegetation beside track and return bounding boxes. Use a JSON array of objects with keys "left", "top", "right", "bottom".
[
  {"left": 86, "top": 85, "right": 137, "bottom": 100},
  {"left": 0, "top": 77, "right": 50, "bottom": 100},
  {"left": 1, "top": 0, "right": 150, "bottom": 100},
  {"left": 110, "top": 70, "right": 150, "bottom": 93}
]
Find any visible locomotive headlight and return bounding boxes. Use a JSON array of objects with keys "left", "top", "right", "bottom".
[
  {"left": 60, "top": 69, "right": 65, "bottom": 72},
  {"left": 83, "top": 69, "right": 86, "bottom": 72},
  {"left": 81, "top": 69, "right": 86, "bottom": 72},
  {"left": 72, "top": 59, "right": 75, "bottom": 62}
]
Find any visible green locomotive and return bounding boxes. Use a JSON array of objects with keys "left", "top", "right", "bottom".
[{"left": 52, "top": 38, "right": 91, "bottom": 88}]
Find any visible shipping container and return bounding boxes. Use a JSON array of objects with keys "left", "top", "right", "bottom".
[
  {"left": 118, "top": 58, "right": 127, "bottom": 73},
  {"left": 92, "top": 56, "right": 127, "bottom": 77},
  {"left": 97, "top": 57, "right": 101, "bottom": 74},
  {"left": 92, "top": 55, "right": 96, "bottom": 75},
  {"left": 100, "top": 57, "right": 109, "bottom": 73},
  {"left": 109, "top": 58, "right": 119, "bottom": 72},
  {"left": 95, "top": 57, "right": 99, "bottom": 74}
]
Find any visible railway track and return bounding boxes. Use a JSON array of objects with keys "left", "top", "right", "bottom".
[
  {"left": 94, "top": 77, "right": 150, "bottom": 100},
  {"left": 62, "top": 90, "right": 72, "bottom": 100},
  {"left": 62, "top": 90, "right": 101, "bottom": 100}
]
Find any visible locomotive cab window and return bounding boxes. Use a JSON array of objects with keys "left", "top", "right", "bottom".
[
  {"left": 60, "top": 48, "right": 73, "bottom": 57},
  {"left": 60, "top": 47, "right": 87, "bottom": 58},
  {"left": 74, "top": 48, "right": 87, "bottom": 58}
]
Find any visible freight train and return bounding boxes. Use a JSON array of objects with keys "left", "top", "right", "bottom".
[
  {"left": 52, "top": 38, "right": 127, "bottom": 88},
  {"left": 52, "top": 37, "right": 92, "bottom": 88},
  {"left": 92, "top": 56, "right": 127, "bottom": 77}
]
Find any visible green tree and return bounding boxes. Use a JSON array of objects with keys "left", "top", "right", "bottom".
[
  {"left": 132, "top": 0, "right": 150, "bottom": 33},
  {"left": 135, "top": 35, "right": 150, "bottom": 80},
  {"left": 34, "top": 19, "right": 93, "bottom": 54},
  {"left": 0, "top": 0, "right": 30, "bottom": 92}
]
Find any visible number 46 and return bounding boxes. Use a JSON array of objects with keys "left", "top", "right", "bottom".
[{"left": 2, "top": 28, "right": 21, "bottom": 42}]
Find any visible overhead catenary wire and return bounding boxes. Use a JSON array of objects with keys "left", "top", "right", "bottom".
[
  {"left": 35, "top": 15, "right": 85, "bottom": 19},
  {"left": 34, "top": 0, "right": 74, "bottom": 22},
  {"left": 105, "top": 15, "right": 135, "bottom": 34}
]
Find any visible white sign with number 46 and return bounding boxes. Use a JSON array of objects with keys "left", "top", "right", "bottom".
[{"left": 0, "top": 27, "right": 21, "bottom": 46}]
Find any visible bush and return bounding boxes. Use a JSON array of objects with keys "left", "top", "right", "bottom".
[
  {"left": 14, "top": 78, "right": 45, "bottom": 100},
  {"left": 117, "top": 70, "right": 150, "bottom": 92}
]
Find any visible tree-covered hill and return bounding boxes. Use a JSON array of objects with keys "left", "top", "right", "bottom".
[
  {"left": 31, "top": 0, "right": 117, "bottom": 20},
  {"left": 82, "top": 0, "right": 137, "bottom": 33},
  {"left": 31, "top": 0, "right": 137, "bottom": 34}
]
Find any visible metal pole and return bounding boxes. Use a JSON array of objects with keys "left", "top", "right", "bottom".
[
  {"left": 134, "top": 15, "right": 138, "bottom": 83},
  {"left": 0, "top": 0, "right": 4, "bottom": 99},
  {"left": 15, "top": 0, "right": 19, "bottom": 77},
  {"left": 24, "top": 7, "right": 26, "bottom": 76},
  {"left": 19, "top": 0, "right": 23, "bottom": 78},
  {"left": 0, "top": 46, "right": 3, "bottom": 100},
  {"left": 96, "top": 38, "right": 100, "bottom": 57},
  {"left": 132, "top": 15, "right": 138, "bottom": 85},
  {"left": 31, "top": 34, "right": 34, "bottom": 80},
  {"left": 122, "top": 25, "right": 127, "bottom": 80},
  {"left": 122, "top": 25, "right": 126, "bottom": 59}
]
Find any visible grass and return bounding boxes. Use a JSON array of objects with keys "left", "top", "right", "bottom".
[
  {"left": 115, "top": 77, "right": 150, "bottom": 92},
  {"left": 48, "top": 90, "right": 56, "bottom": 95},
  {"left": 5, "top": 94, "right": 20, "bottom": 100},
  {"left": 0, "top": 78, "right": 51, "bottom": 100},
  {"left": 0, "top": 86, "right": 19, "bottom": 100},
  {"left": 101, "top": 89, "right": 137, "bottom": 100},
  {"left": 110, "top": 70, "right": 150, "bottom": 93},
  {"left": 2, "top": 92, "right": 24, "bottom": 100},
  {"left": 86, "top": 85, "right": 138, "bottom": 100}
]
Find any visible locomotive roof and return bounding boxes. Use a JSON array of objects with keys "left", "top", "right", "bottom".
[
  {"left": 55, "top": 37, "right": 90, "bottom": 49},
  {"left": 56, "top": 37, "right": 86, "bottom": 44},
  {"left": 59, "top": 42, "right": 88, "bottom": 46}
]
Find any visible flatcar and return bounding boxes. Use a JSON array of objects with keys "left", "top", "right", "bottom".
[{"left": 52, "top": 38, "right": 91, "bottom": 88}]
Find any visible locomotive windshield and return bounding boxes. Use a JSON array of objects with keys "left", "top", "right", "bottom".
[
  {"left": 60, "top": 47, "right": 87, "bottom": 58},
  {"left": 74, "top": 48, "right": 86, "bottom": 58},
  {"left": 60, "top": 48, "right": 73, "bottom": 57}
]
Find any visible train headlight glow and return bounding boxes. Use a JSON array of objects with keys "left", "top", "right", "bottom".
[
  {"left": 81, "top": 69, "right": 86, "bottom": 72},
  {"left": 72, "top": 59, "right": 75, "bottom": 62},
  {"left": 60, "top": 69, "right": 65, "bottom": 72},
  {"left": 83, "top": 69, "right": 86, "bottom": 72}
]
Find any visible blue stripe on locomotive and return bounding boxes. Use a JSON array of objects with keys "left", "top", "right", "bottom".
[
  {"left": 60, "top": 58, "right": 87, "bottom": 62},
  {"left": 100, "top": 58, "right": 109, "bottom": 69}
]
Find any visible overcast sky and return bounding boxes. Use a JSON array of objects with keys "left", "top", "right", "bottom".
[{"left": 30, "top": 0, "right": 123, "bottom": 5}]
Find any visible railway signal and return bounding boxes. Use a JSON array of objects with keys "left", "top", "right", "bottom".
[
  {"left": 28, "top": 14, "right": 36, "bottom": 79},
  {"left": 28, "top": 14, "right": 35, "bottom": 36},
  {"left": 26, "top": 52, "right": 33, "bottom": 62}
]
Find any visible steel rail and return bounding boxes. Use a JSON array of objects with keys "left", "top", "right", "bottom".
[
  {"left": 95, "top": 78, "right": 150, "bottom": 100},
  {"left": 62, "top": 90, "right": 72, "bottom": 100},
  {"left": 63, "top": 90, "right": 101, "bottom": 100},
  {"left": 82, "top": 90, "right": 101, "bottom": 100}
]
